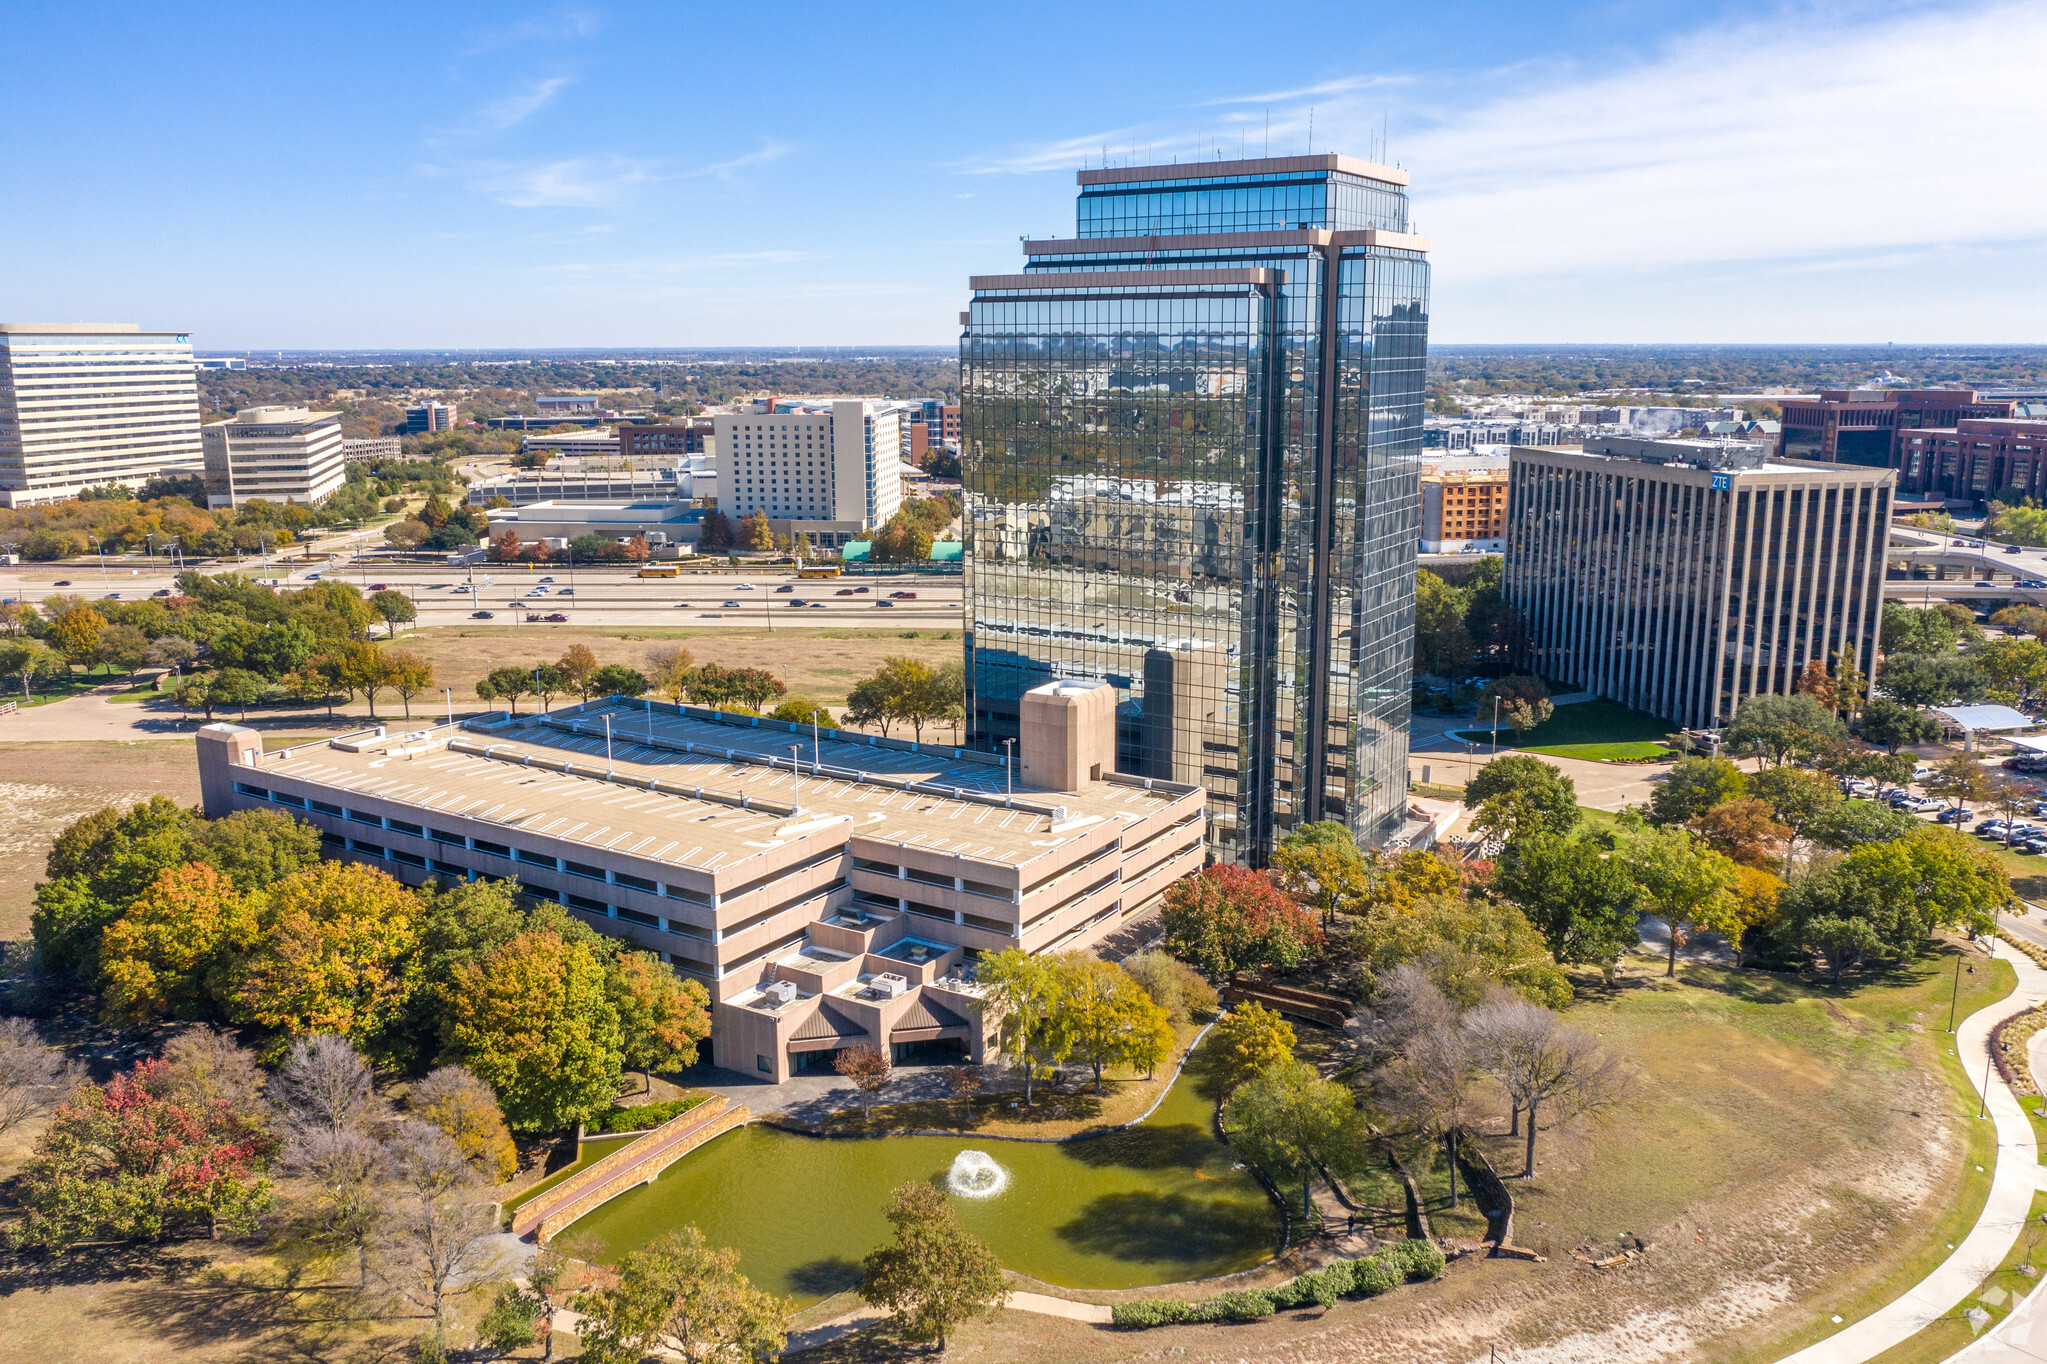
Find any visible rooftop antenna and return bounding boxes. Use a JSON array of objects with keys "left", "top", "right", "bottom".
[
  {"left": 1308, "top": 107, "right": 1315, "bottom": 154},
  {"left": 1264, "top": 109, "right": 1270, "bottom": 157}
]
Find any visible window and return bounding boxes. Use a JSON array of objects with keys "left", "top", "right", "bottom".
[
  {"left": 271, "top": 791, "right": 305, "bottom": 809},
  {"left": 350, "top": 842, "right": 385, "bottom": 859},
  {"left": 614, "top": 871, "right": 657, "bottom": 893},
  {"left": 566, "top": 892, "right": 608, "bottom": 914},
  {"left": 346, "top": 809, "right": 382, "bottom": 826},
  {"left": 431, "top": 828, "right": 465, "bottom": 845},
  {"left": 232, "top": 783, "right": 269, "bottom": 799},
  {"left": 473, "top": 838, "right": 511, "bottom": 858},
  {"left": 430, "top": 859, "right": 468, "bottom": 877},
  {"left": 521, "top": 883, "right": 560, "bottom": 904},
  {"left": 853, "top": 858, "right": 899, "bottom": 876},
  {"left": 320, "top": 830, "right": 345, "bottom": 848},
  {"left": 758, "top": 1055, "right": 771, "bottom": 1074},
  {"left": 392, "top": 850, "right": 427, "bottom": 869},
  {"left": 564, "top": 860, "right": 605, "bottom": 880},
  {"left": 664, "top": 882, "right": 712, "bottom": 905},
  {"left": 517, "top": 849, "right": 556, "bottom": 868},
  {"left": 961, "top": 911, "right": 1016, "bottom": 936},
  {"left": 903, "top": 901, "right": 952, "bottom": 923},
  {"left": 961, "top": 879, "right": 1012, "bottom": 900},
  {"left": 617, "top": 906, "right": 659, "bottom": 928},
  {"left": 310, "top": 799, "right": 343, "bottom": 816},
  {"left": 905, "top": 867, "right": 953, "bottom": 889},
  {"left": 387, "top": 818, "right": 423, "bottom": 838}
]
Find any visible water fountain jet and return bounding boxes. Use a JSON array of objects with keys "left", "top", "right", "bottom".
[{"left": 947, "top": 1149, "right": 1009, "bottom": 1199}]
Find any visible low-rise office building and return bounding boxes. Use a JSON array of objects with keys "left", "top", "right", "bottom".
[
  {"left": 1897, "top": 418, "right": 2047, "bottom": 501},
  {"left": 194, "top": 684, "right": 1206, "bottom": 1081},
  {"left": 342, "top": 437, "right": 402, "bottom": 462},
  {"left": 201, "top": 406, "right": 347, "bottom": 508},
  {"left": 1506, "top": 436, "right": 1892, "bottom": 730},
  {"left": 466, "top": 458, "right": 715, "bottom": 508},
  {"left": 619, "top": 419, "right": 715, "bottom": 461},
  {"left": 1420, "top": 457, "right": 1509, "bottom": 552},
  {"left": 483, "top": 500, "right": 706, "bottom": 552},
  {"left": 404, "top": 402, "right": 456, "bottom": 433},
  {"left": 522, "top": 427, "right": 619, "bottom": 459}
]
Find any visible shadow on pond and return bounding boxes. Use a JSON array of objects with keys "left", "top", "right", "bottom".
[
  {"left": 787, "top": 1256, "right": 866, "bottom": 1297},
  {"left": 1060, "top": 1122, "right": 1218, "bottom": 1172},
  {"left": 1056, "top": 1192, "right": 1280, "bottom": 1263}
]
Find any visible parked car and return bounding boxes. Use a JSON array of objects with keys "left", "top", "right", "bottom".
[
  {"left": 1912, "top": 765, "right": 1934, "bottom": 781},
  {"left": 1978, "top": 820, "right": 2010, "bottom": 838},
  {"left": 471, "top": 610, "right": 495, "bottom": 619},
  {"left": 1937, "top": 807, "right": 1974, "bottom": 824},
  {"left": 2023, "top": 835, "right": 2047, "bottom": 854}
]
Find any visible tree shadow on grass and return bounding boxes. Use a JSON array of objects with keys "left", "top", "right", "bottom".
[{"left": 1054, "top": 1191, "right": 1278, "bottom": 1266}]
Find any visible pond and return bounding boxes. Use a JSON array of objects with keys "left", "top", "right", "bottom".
[{"left": 552, "top": 1040, "right": 1280, "bottom": 1303}]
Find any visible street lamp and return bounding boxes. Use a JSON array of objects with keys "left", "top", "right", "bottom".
[
  {"left": 534, "top": 667, "right": 545, "bottom": 715},
  {"left": 1002, "top": 737, "right": 1016, "bottom": 799},
  {"left": 87, "top": 535, "right": 109, "bottom": 590},
  {"left": 442, "top": 687, "right": 453, "bottom": 726},
  {"left": 808, "top": 707, "right": 825, "bottom": 768},
  {"left": 605, "top": 714, "right": 614, "bottom": 778},
  {"left": 789, "top": 743, "right": 802, "bottom": 802}
]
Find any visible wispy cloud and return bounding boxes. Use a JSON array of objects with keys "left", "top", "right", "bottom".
[
  {"left": 475, "top": 76, "right": 573, "bottom": 131},
  {"left": 682, "top": 141, "right": 791, "bottom": 180},
  {"left": 1197, "top": 75, "right": 1401, "bottom": 106},
  {"left": 459, "top": 5, "right": 601, "bottom": 58},
  {"left": 461, "top": 154, "right": 662, "bottom": 208},
  {"left": 961, "top": 128, "right": 1148, "bottom": 175}
]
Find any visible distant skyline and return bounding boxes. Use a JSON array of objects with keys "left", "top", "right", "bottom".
[{"left": 4, "top": 1, "right": 2042, "bottom": 348}]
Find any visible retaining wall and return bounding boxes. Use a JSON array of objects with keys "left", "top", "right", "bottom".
[{"left": 512, "top": 1095, "right": 745, "bottom": 1241}]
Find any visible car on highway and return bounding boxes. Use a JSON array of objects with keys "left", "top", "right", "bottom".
[
  {"left": 537, "top": 575, "right": 555, "bottom": 582},
  {"left": 369, "top": 582, "right": 390, "bottom": 590},
  {"left": 526, "top": 588, "right": 547, "bottom": 597},
  {"left": 471, "top": 610, "right": 496, "bottom": 619},
  {"left": 2021, "top": 580, "right": 2047, "bottom": 589},
  {"left": 453, "top": 583, "right": 472, "bottom": 593},
  {"left": 836, "top": 588, "right": 854, "bottom": 595},
  {"left": 103, "top": 592, "right": 120, "bottom": 599},
  {"left": 2009, "top": 544, "right": 2026, "bottom": 554},
  {"left": 152, "top": 588, "right": 171, "bottom": 597},
  {"left": 736, "top": 583, "right": 756, "bottom": 590},
  {"left": 853, "top": 585, "right": 869, "bottom": 593},
  {"left": 787, "top": 599, "right": 807, "bottom": 607},
  {"left": 557, "top": 588, "right": 574, "bottom": 596},
  {"left": 1977, "top": 581, "right": 1994, "bottom": 587},
  {"left": 775, "top": 585, "right": 795, "bottom": 593},
  {"left": 51, "top": 580, "right": 71, "bottom": 586},
  {"left": 890, "top": 591, "right": 917, "bottom": 599},
  {"left": 700, "top": 612, "right": 723, "bottom": 618},
  {"left": 303, "top": 573, "right": 320, "bottom": 581},
  {"left": 723, "top": 600, "right": 741, "bottom": 608},
  {"left": 543, "top": 612, "right": 568, "bottom": 622},
  {"left": 875, "top": 599, "right": 896, "bottom": 607}
]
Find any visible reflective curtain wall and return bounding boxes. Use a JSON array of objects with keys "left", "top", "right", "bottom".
[{"left": 963, "top": 164, "right": 1427, "bottom": 865}]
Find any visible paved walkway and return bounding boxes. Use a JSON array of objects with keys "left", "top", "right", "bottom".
[
  {"left": 1776, "top": 935, "right": 2047, "bottom": 1364},
  {"left": 1951, "top": 1023, "right": 2047, "bottom": 1361}
]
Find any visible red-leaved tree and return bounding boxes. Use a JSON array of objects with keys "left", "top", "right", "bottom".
[
  {"left": 1159, "top": 865, "right": 1325, "bottom": 983},
  {"left": 14, "top": 1057, "right": 275, "bottom": 1247}
]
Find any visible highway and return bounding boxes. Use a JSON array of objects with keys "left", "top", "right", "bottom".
[
  {"left": 0, "top": 560, "right": 966, "bottom": 630},
  {"left": 1884, "top": 530, "right": 2047, "bottom": 604}
]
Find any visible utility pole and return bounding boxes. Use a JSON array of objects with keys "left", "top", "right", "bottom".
[{"left": 1003, "top": 737, "right": 1016, "bottom": 799}]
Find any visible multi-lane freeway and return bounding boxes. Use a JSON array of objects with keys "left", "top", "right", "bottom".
[{"left": 0, "top": 560, "right": 965, "bottom": 629}]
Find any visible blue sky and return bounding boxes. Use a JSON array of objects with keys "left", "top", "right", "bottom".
[{"left": 4, "top": 1, "right": 2041, "bottom": 348}]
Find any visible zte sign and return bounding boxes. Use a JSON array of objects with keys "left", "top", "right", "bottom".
[{"left": 1710, "top": 473, "right": 1732, "bottom": 491}]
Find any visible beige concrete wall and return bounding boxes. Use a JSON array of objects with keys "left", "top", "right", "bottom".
[{"left": 1019, "top": 680, "right": 1116, "bottom": 793}]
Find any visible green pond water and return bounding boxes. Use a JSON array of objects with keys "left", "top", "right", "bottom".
[{"left": 553, "top": 1044, "right": 1280, "bottom": 1303}]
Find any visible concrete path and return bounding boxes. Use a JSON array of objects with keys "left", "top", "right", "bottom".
[
  {"left": 1774, "top": 934, "right": 2047, "bottom": 1364},
  {"left": 1949, "top": 1027, "right": 2047, "bottom": 1361}
]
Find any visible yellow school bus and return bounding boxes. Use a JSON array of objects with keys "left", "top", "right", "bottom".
[
  {"left": 636, "top": 565, "right": 681, "bottom": 578},
  {"left": 797, "top": 565, "right": 842, "bottom": 579}
]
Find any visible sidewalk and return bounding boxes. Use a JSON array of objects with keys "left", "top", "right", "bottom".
[
  {"left": 1951, "top": 1022, "right": 2047, "bottom": 1361},
  {"left": 1775, "top": 935, "right": 2047, "bottom": 1364}
]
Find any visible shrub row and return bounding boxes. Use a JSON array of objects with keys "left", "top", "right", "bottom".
[
  {"left": 1109, "top": 1238, "right": 1445, "bottom": 1328},
  {"left": 583, "top": 1094, "right": 706, "bottom": 1136}
]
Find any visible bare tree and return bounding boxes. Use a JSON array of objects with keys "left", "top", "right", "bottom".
[
  {"left": 1375, "top": 1022, "right": 1481, "bottom": 1207},
  {"left": 1359, "top": 964, "right": 1461, "bottom": 1062},
  {"left": 0, "top": 1017, "right": 74, "bottom": 1135},
  {"left": 1465, "top": 998, "right": 1630, "bottom": 1177},
  {"left": 381, "top": 1122, "right": 502, "bottom": 1328},
  {"left": 155, "top": 1026, "right": 266, "bottom": 1117},
  {"left": 283, "top": 1127, "right": 388, "bottom": 1289},
  {"left": 272, "top": 1034, "right": 387, "bottom": 1137}
]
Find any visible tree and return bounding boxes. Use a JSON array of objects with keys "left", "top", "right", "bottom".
[
  {"left": 1464, "top": 754, "right": 1579, "bottom": 837},
  {"left": 272, "top": 1033, "right": 387, "bottom": 1138},
  {"left": 1747, "top": 765, "right": 1845, "bottom": 866},
  {"left": 974, "top": 947, "right": 1066, "bottom": 1105},
  {"left": 1882, "top": 601, "right": 1960, "bottom": 655},
  {"left": 1686, "top": 798, "right": 1791, "bottom": 871},
  {"left": 645, "top": 644, "right": 694, "bottom": 706},
  {"left": 832, "top": 1042, "right": 893, "bottom": 1110},
  {"left": 0, "top": 637, "right": 62, "bottom": 698},
  {"left": 1489, "top": 833, "right": 1640, "bottom": 983},
  {"left": 1647, "top": 756, "right": 1747, "bottom": 827},
  {"left": 557, "top": 643, "right": 600, "bottom": 700},
  {"left": 844, "top": 672, "right": 896, "bottom": 735},
  {"left": 1209, "top": 1001, "right": 1296, "bottom": 1095},
  {"left": 368, "top": 589, "right": 416, "bottom": 638},
  {"left": 1990, "top": 604, "right": 2047, "bottom": 639},
  {"left": 1877, "top": 653, "right": 1988, "bottom": 709},
  {"left": 1222, "top": 1058, "right": 1357, "bottom": 1216},
  {"left": 1055, "top": 952, "right": 1173, "bottom": 1091},
  {"left": 282, "top": 1124, "right": 387, "bottom": 1289},
  {"left": 1120, "top": 949, "right": 1218, "bottom": 1024},
  {"left": 1465, "top": 998, "right": 1628, "bottom": 1177},
  {"left": 1722, "top": 693, "right": 1848, "bottom": 765},
  {"left": 1480, "top": 675, "right": 1554, "bottom": 739},
  {"left": 1809, "top": 799, "right": 1923, "bottom": 851},
  {"left": 14, "top": 1057, "right": 274, "bottom": 1247},
  {"left": 145, "top": 634, "right": 199, "bottom": 674},
  {"left": 198, "top": 807, "right": 323, "bottom": 893},
  {"left": 0, "top": 1017, "right": 73, "bottom": 1136},
  {"left": 382, "top": 649, "right": 435, "bottom": 719},
  {"left": 697, "top": 509, "right": 734, "bottom": 553},
  {"left": 1271, "top": 821, "right": 1370, "bottom": 927},
  {"left": 1625, "top": 825, "right": 1742, "bottom": 977},
  {"left": 478, "top": 665, "right": 534, "bottom": 713},
  {"left": 606, "top": 951, "right": 712, "bottom": 1094},
  {"left": 1779, "top": 824, "right": 2008, "bottom": 981},
  {"left": 1977, "top": 638, "right": 2047, "bottom": 710},
  {"left": 1925, "top": 753, "right": 1995, "bottom": 815},
  {"left": 1348, "top": 894, "right": 1572, "bottom": 1008},
  {"left": 1414, "top": 570, "right": 1475, "bottom": 676},
  {"left": 769, "top": 696, "right": 840, "bottom": 729},
  {"left": 1375, "top": 1017, "right": 1480, "bottom": 1206},
  {"left": 681, "top": 662, "right": 783, "bottom": 711},
  {"left": 592, "top": 663, "right": 650, "bottom": 698},
  {"left": 47, "top": 604, "right": 105, "bottom": 673},
  {"left": 409, "top": 1065, "right": 518, "bottom": 1185},
  {"left": 870, "top": 510, "right": 934, "bottom": 564},
  {"left": 1794, "top": 657, "right": 1838, "bottom": 713},
  {"left": 445, "top": 929, "right": 623, "bottom": 1133},
  {"left": 860, "top": 1182, "right": 1007, "bottom": 1349},
  {"left": 531, "top": 662, "right": 564, "bottom": 711},
  {"left": 382, "top": 1121, "right": 503, "bottom": 1330},
  {"left": 1859, "top": 696, "right": 1942, "bottom": 752},
  {"left": 575, "top": 1226, "right": 789, "bottom": 1364},
  {"left": 33, "top": 795, "right": 203, "bottom": 978},
  {"left": 153, "top": 1026, "right": 265, "bottom": 1119},
  {"left": 1159, "top": 865, "right": 1324, "bottom": 981},
  {"left": 737, "top": 509, "right": 775, "bottom": 552},
  {"left": 94, "top": 622, "right": 150, "bottom": 677},
  {"left": 98, "top": 863, "right": 255, "bottom": 1027},
  {"left": 230, "top": 862, "right": 419, "bottom": 1048},
  {"left": 332, "top": 639, "right": 390, "bottom": 718}
]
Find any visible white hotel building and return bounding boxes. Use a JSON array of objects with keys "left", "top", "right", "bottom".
[
  {"left": 0, "top": 323, "right": 204, "bottom": 506},
  {"left": 712, "top": 399, "right": 902, "bottom": 546}
]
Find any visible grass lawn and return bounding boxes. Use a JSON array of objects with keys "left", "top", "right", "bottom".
[{"left": 1454, "top": 699, "right": 1676, "bottom": 762}]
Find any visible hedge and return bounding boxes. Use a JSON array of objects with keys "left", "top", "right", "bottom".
[
  {"left": 1109, "top": 1238, "right": 1445, "bottom": 1328},
  {"left": 583, "top": 1094, "right": 706, "bottom": 1136}
]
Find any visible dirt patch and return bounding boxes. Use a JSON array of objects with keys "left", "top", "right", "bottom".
[{"left": 0, "top": 741, "right": 201, "bottom": 943}]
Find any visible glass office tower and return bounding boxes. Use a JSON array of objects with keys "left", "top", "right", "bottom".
[{"left": 961, "top": 155, "right": 1430, "bottom": 864}]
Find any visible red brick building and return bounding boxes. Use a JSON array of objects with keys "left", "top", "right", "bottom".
[
  {"left": 1898, "top": 418, "right": 2047, "bottom": 500},
  {"left": 618, "top": 418, "right": 715, "bottom": 460}
]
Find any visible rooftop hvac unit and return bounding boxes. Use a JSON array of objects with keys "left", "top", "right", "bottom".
[
  {"left": 873, "top": 972, "right": 910, "bottom": 999},
  {"left": 763, "top": 980, "right": 797, "bottom": 1005}
]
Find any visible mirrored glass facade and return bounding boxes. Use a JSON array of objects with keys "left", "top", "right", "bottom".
[{"left": 962, "top": 156, "right": 1429, "bottom": 864}]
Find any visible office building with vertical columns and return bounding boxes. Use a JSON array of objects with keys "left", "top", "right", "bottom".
[
  {"left": 0, "top": 323, "right": 203, "bottom": 506},
  {"left": 1505, "top": 436, "right": 1893, "bottom": 731},
  {"left": 961, "top": 153, "right": 1431, "bottom": 864}
]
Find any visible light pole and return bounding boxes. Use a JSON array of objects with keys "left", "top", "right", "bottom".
[
  {"left": 1492, "top": 697, "right": 1501, "bottom": 758},
  {"left": 88, "top": 535, "right": 109, "bottom": 591},
  {"left": 808, "top": 707, "right": 825, "bottom": 768},
  {"left": 788, "top": 744, "right": 802, "bottom": 802},
  {"left": 1948, "top": 948, "right": 1964, "bottom": 1032},
  {"left": 1002, "top": 737, "right": 1016, "bottom": 799},
  {"left": 605, "top": 714, "right": 614, "bottom": 777},
  {"left": 535, "top": 667, "right": 545, "bottom": 715},
  {"left": 442, "top": 687, "right": 453, "bottom": 726}
]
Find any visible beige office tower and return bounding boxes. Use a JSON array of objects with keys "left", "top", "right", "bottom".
[
  {"left": 0, "top": 323, "right": 203, "bottom": 506},
  {"left": 202, "top": 405, "right": 347, "bottom": 507}
]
